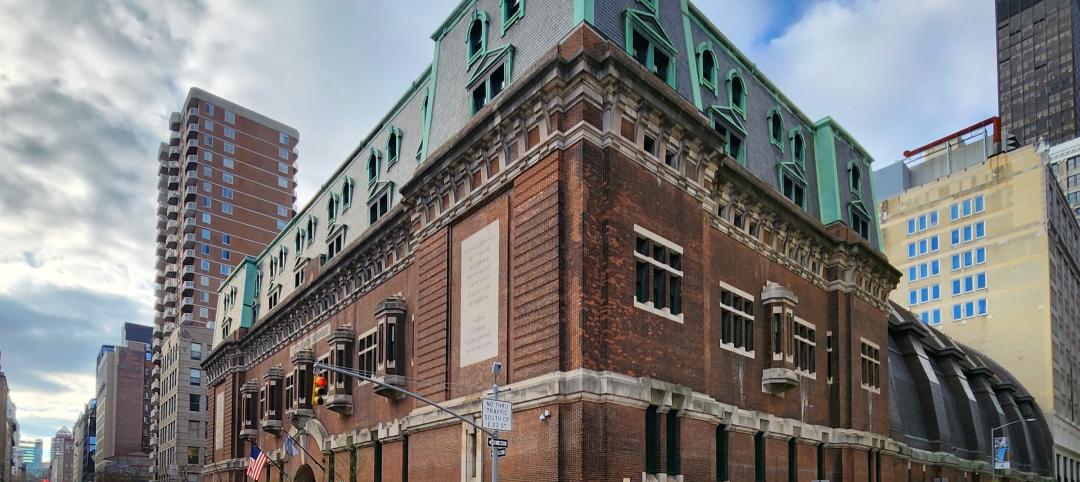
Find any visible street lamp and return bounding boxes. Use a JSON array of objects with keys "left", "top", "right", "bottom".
[{"left": 989, "top": 418, "right": 1036, "bottom": 482}]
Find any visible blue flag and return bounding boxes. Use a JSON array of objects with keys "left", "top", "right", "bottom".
[{"left": 284, "top": 435, "right": 299, "bottom": 457}]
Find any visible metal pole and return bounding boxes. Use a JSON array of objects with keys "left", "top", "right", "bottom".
[{"left": 491, "top": 369, "right": 499, "bottom": 482}]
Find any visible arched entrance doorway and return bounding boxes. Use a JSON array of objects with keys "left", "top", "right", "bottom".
[{"left": 293, "top": 464, "right": 316, "bottom": 482}]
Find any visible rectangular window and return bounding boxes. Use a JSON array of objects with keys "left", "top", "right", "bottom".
[
  {"left": 187, "top": 448, "right": 199, "bottom": 465},
  {"left": 222, "top": 250, "right": 231, "bottom": 261},
  {"left": 205, "top": 103, "right": 214, "bottom": 115},
  {"left": 977, "top": 298, "right": 987, "bottom": 315},
  {"left": 633, "top": 227, "right": 684, "bottom": 319},
  {"left": 279, "top": 147, "right": 289, "bottom": 159},
  {"left": 200, "top": 275, "right": 210, "bottom": 287},
  {"left": 917, "top": 215, "right": 927, "bottom": 231},
  {"left": 204, "top": 119, "right": 214, "bottom": 131},
  {"left": 932, "top": 309, "right": 941, "bottom": 325},
  {"left": 754, "top": 432, "right": 766, "bottom": 482},
  {"left": 279, "top": 162, "right": 289, "bottom": 173},
  {"left": 907, "top": 243, "right": 916, "bottom": 258},
  {"left": 279, "top": 176, "right": 289, "bottom": 188},
  {"left": 860, "top": 340, "right": 881, "bottom": 390},
  {"left": 278, "top": 205, "right": 289, "bottom": 217},
  {"left": 189, "top": 394, "right": 200, "bottom": 411},
  {"left": 931, "top": 284, "right": 940, "bottom": 300},
  {"left": 929, "top": 211, "right": 938, "bottom": 227},
  {"left": 962, "top": 225, "right": 972, "bottom": 242},
  {"left": 716, "top": 426, "right": 729, "bottom": 481},
  {"left": 976, "top": 247, "right": 986, "bottom": 264},
  {"left": 279, "top": 132, "right": 289, "bottom": 144},
  {"left": 930, "top": 260, "right": 940, "bottom": 276},
  {"left": 223, "top": 157, "right": 234, "bottom": 169},
  {"left": 199, "top": 307, "right": 209, "bottom": 318},
  {"left": 223, "top": 142, "right": 235, "bottom": 154},
  {"left": 285, "top": 374, "right": 295, "bottom": 410},
  {"left": 963, "top": 251, "right": 973, "bottom": 267},
  {"left": 201, "top": 213, "right": 211, "bottom": 224},
  {"left": 964, "top": 276, "right": 974, "bottom": 293},
  {"left": 793, "top": 319, "right": 816, "bottom": 375},
  {"left": 223, "top": 126, "right": 236, "bottom": 139},
  {"left": 952, "top": 279, "right": 961, "bottom": 296},
  {"left": 203, "top": 181, "right": 212, "bottom": 193},
  {"left": 191, "top": 343, "right": 202, "bottom": 361},
  {"left": 223, "top": 234, "right": 232, "bottom": 245},
  {"left": 202, "top": 196, "right": 212, "bottom": 208},
  {"left": 224, "top": 110, "right": 235, "bottom": 123},
  {"left": 909, "top": 290, "right": 917, "bottom": 306},
  {"left": 200, "top": 244, "right": 211, "bottom": 255},
  {"left": 953, "top": 304, "right": 962, "bottom": 321},
  {"left": 222, "top": 187, "right": 234, "bottom": 199},
  {"left": 221, "top": 203, "right": 233, "bottom": 215},
  {"left": 202, "top": 166, "right": 212, "bottom": 177},
  {"left": 951, "top": 255, "right": 960, "bottom": 271},
  {"left": 222, "top": 173, "right": 234, "bottom": 184},
  {"left": 964, "top": 301, "right": 974, "bottom": 318},
  {"left": 645, "top": 406, "right": 660, "bottom": 474},
  {"left": 189, "top": 368, "right": 201, "bottom": 386},
  {"left": 918, "top": 239, "right": 927, "bottom": 255},
  {"left": 908, "top": 267, "right": 917, "bottom": 282},
  {"left": 951, "top": 229, "right": 960, "bottom": 246},
  {"left": 277, "top": 220, "right": 288, "bottom": 230},
  {"left": 357, "top": 330, "right": 378, "bottom": 378},
  {"left": 930, "top": 236, "right": 939, "bottom": 251},
  {"left": 203, "top": 150, "right": 212, "bottom": 161},
  {"left": 975, "top": 221, "right": 985, "bottom": 238},
  {"left": 200, "top": 260, "right": 210, "bottom": 271},
  {"left": 203, "top": 136, "right": 213, "bottom": 147},
  {"left": 974, "top": 195, "right": 985, "bottom": 213},
  {"left": 719, "top": 283, "right": 754, "bottom": 355},
  {"left": 976, "top": 272, "right": 987, "bottom": 290},
  {"left": 951, "top": 204, "right": 959, "bottom": 220},
  {"left": 200, "top": 291, "right": 209, "bottom": 303},
  {"left": 220, "top": 265, "right": 231, "bottom": 276},
  {"left": 907, "top": 219, "right": 916, "bottom": 235},
  {"left": 919, "top": 264, "right": 928, "bottom": 279},
  {"left": 919, "top": 287, "right": 928, "bottom": 303},
  {"left": 962, "top": 199, "right": 972, "bottom": 216}
]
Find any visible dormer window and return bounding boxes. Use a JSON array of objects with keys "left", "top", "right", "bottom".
[
  {"left": 386, "top": 127, "right": 401, "bottom": 165},
  {"left": 467, "top": 11, "right": 488, "bottom": 65},
  {"left": 367, "top": 149, "right": 381, "bottom": 185},
  {"left": 697, "top": 45, "right": 718, "bottom": 93},
  {"left": 342, "top": 177, "right": 354, "bottom": 208},
  {"left": 727, "top": 70, "right": 746, "bottom": 116},
  {"left": 792, "top": 132, "right": 806, "bottom": 167},
  {"left": 501, "top": 0, "right": 523, "bottom": 33},
  {"left": 767, "top": 108, "right": 784, "bottom": 149},
  {"left": 849, "top": 162, "right": 862, "bottom": 194},
  {"left": 305, "top": 216, "right": 318, "bottom": 245},
  {"left": 295, "top": 229, "right": 305, "bottom": 253}
]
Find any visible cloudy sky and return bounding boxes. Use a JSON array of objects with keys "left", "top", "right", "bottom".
[{"left": 0, "top": 0, "right": 994, "bottom": 455}]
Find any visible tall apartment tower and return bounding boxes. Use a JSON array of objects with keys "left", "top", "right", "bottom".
[
  {"left": 151, "top": 88, "right": 297, "bottom": 482},
  {"left": 996, "top": 0, "right": 1080, "bottom": 146},
  {"left": 94, "top": 324, "right": 152, "bottom": 481},
  {"left": 876, "top": 122, "right": 1080, "bottom": 478},
  {"left": 49, "top": 428, "right": 73, "bottom": 482}
]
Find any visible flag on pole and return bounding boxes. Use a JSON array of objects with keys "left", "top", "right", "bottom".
[
  {"left": 246, "top": 446, "right": 270, "bottom": 480},
  {"left": 284, "top": 434, "right": 299, "bottom": 457}
]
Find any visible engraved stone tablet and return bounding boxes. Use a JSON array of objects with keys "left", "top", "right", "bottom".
[{"left": 460, "top": 220, "right": 500, "bottom": 367}]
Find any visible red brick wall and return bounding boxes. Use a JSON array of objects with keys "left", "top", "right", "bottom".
[
  {"left": 413, "top": 228, "right": 449, "bottom": 402},
  {"left": 404, "top": 424, "right": 459, "bottom": 482}
]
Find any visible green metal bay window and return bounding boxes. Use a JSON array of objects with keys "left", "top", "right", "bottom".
[{"left": 625, "top": 9, "right": 677, "bottom": 88}]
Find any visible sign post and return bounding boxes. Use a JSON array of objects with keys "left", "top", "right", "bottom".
[{"left": 484, "top": 362, "right": 513, "bottom": 482}]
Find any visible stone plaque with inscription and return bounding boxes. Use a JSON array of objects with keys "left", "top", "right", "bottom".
[{"left": 459, "top": 220, "right": 500, "bottom": 367}]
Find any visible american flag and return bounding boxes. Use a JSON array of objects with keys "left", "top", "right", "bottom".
[{"left": 246, "top": 446, "right": 270, "bottom": 481}]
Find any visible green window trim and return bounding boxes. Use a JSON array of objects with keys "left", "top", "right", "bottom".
[
  {"left": 468, "top": 46, "right": 515, "bottom": 115},
  {"left": 385, "top": 126, "right": 402, "bottom": 167},
  {"left": 467, "top": 11, "right": 489, "bottom": 69},
  {"left": 625, "top": 9, "right": 677, "bottom": 89},
  {"left": 847, "top": 159, "right": 864, "bottom": 198},
  {"left": 367, "top": 148, "right": 382, "bottom": 185},
  {"left": 695, "top": 42, "right": 718, "bottom": 96},
  {"left": 848, "top": 201, "right": 873, "bottom": 240},
  {"left": 767, "top": 107, "right": 784, "bottom": 152},
  {"left": 500, "top": 0, "right": 525, "bottom": 35},
  {"left": 327, "top": 193, "right": 341, "bottom": 224},
  {"left": 342, "top": 176, "right": 355, "bottom": 209},
  {"left": 778, "top": 160, "right": 808, "bottom": 209},
  {"left": 708, "top": 105, "right": 747, "bottom": 165},
  {"left": 725, "top": 68, "right": 747, "bottom": 119},
  {"left": 790, "top": 128, "right": 806, "bottom": 169}
]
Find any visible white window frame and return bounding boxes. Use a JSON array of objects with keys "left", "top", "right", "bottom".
[
  {"left": 717, "top": 280, "right": 754, "bottom": 358},
  {"left": 632, "top": 224, "right": 684, "bottom": 323}
]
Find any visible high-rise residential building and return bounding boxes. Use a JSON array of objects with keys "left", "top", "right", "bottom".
[
  {"left": 150, "top": 88, "right": 297, "bottom": 482},
  {"left": 0, "top": 353, "right": 11, "bottom": 482},
  {"left": 877, "top": 121, "right": 1080, "bottom": 479},
  {"left": 49, "top": 428, "right": 73, "bottom": 482},
  {"left": 71, "top": 401, "right": 95, "bottom": 482},
  {"left": 996, "top": 0, "right": 1080, "bottom": 146},
  {"left": 94, "top": 324, "right": 152, "bottom": 481},
  {"left": 193, "top": 1, "right": 1056, "bottom": 481}
]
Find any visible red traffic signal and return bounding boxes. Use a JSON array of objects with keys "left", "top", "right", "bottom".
[{"left": 312, "top": 374, "right": 328, "bottom": 405}]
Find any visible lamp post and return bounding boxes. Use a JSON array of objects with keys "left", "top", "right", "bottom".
[{"left": 989, "top": 418, "right": 1036, "bottom": 482}]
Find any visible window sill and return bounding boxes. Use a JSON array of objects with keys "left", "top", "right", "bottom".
[
  {"left": 633, "top": 300, "right": 683, "bottom": 323},
  {"left": 500, "top": 11, "right": 523, "bottom": 36},
  {"left": 861, "top": 384, "right": 881, "bottom": 394},
  {"left": 717, "top": 343, "right": 754, "bottom": 359}
]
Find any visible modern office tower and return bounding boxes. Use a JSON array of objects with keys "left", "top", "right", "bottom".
[
  {"left": 49, "top": 428, "right": 73, "bottom": 482},
  {"left": 877, "top": 121, "right": 1080, "bottom": 478},
  {"left": 996, "top": 0, "right": 1080, "bottom": 146},
  {"left": 196, "top": 1, "right": 1054, "bottom": 481},
  {"left": 1047, "top": 137, "right": 1080, "bottom": 224},
  {"left": 71, "top": 401, "right": 96, "bottom": 482},
  {"left": 17, "top": 440, "right": 42, "bottom": 481},
  {"left": 150, "top": 88, "right": 298, "bottom": 482},
  {"left": 94, "top": 325, "right": 152, "bottom": 481}
]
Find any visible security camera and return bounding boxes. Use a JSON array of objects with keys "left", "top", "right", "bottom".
[{"left": 492, "top": 361, "right": 502, "bottom": 376}]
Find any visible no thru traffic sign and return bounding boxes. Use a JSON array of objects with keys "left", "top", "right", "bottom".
[{"left": 482, "top": 398, "right": 512, "bottom": 432}]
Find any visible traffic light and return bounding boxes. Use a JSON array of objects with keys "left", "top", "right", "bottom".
[{"left": 312, "top": 373, "right": 328, "bottom": 405}]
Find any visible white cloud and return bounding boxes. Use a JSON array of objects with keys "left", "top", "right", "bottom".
[{"left": 742, "top": 0, "right": 997, "bottom": 166}]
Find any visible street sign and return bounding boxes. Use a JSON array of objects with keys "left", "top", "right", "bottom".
[
  {"left": 495, "top": 448, "right": 507, "bottom": 457},
  {"left": 482, "top": 398, "right": 513, "bottom": 432},
  {"left": 487, "top": 438, "right": 509, "bottom": 448}
]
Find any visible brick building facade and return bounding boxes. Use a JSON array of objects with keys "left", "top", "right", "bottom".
[{"left": 202, "top": 1, "right": 1054, "bottom": 481}]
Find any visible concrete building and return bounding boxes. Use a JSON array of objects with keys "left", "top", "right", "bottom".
[
  {"left": 1047, "top": 137, "right": 1080, "bottom": 224},
  {"left": 201, "top": 1, "right": 1051, "bottom": 481},
  {"left": 150, "top": 89, "right": 298, "bottom": 482},
  {"left": 71, "top": 401, "right": 95, "bottom": 482},
  {"left": 95, "top": 325, "right": 152, "bottom": 481},
  {"left": 50, "top": 428, "right": 73, "bottom": 482},
  {"left": 0, "top": 353, "right": 12, "bottom": 482},
  {"left": 877, "top": 122, "right": 1080, "bottom": 479},
  {"left": 996, "top": 0, "right": 1080, "bottom": 146}
]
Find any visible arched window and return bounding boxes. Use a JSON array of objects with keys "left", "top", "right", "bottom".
[
  {"left": 849, "top": 162, "right": 862, "bottom": 192},
  {"left": 327, "top": 194, "right": 339, "bottom": 222},
  {"left": 501, "top": 0, "right": 523, "bottom": 33},
  {"left": 386, "top": 127, "right": 401, "bottom": 164},
  {"left": 698, "top": 45, "right": 717, "bottom": 92},
  {"left": 342, "top": 176, "right": 354, "bottom": 208},
  {"left": 367, "top": 149, "right": 380, "bottom": 185},
  {"left": 727, "top": 70, "right": 746, "bottom": 115},
  {"left": 467, "top": 12, "right": 488, "bottom": 63},
  {"left": 792, "top": 132, "right": 805, "bottom": 167},
  {"left": 767, "top": 108, "right": 783, "bottom": 149}
]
